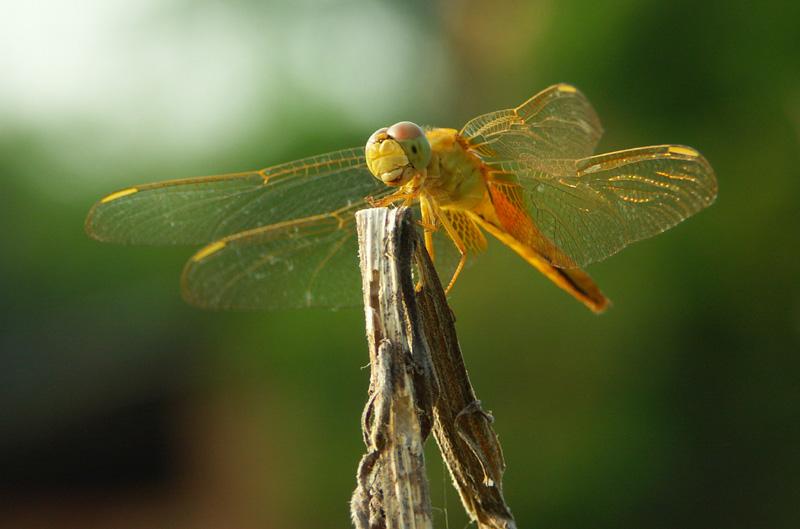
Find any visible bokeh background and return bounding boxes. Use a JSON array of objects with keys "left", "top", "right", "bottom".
[{"left": 2, "top": 1, "right": 799, "bottom": 527}]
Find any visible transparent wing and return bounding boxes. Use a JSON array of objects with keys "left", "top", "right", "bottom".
[
  {"left": 182, "top": 202, "right": 469, "bottom": 310},
  {"left": 86, "top": 147, "right": 395, "bottom": 310},
  {"left": 181, "top": 207, "right": 365, "bottom": 310},
  {"left": 461, "top": 84, "right": 603, "bottom": 162},
  {"left": 85, "top": 148, "right": 385, "bottom": 245},
  {"left": 487, "top": 145, "right": 718, "bottom": 268}
]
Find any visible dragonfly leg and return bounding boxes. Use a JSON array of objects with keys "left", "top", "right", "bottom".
[
  {"left": 433, "top": 208, "right": 468, "bottom": 295},
  {"left": 367, "top": 190, "right": 414, "bottom": 208},
  {"left": 419, "top": 197, "right": 438, "bottom": 264},
  {"left": 417, "top": 221, "right": 438, "bottom": 231}
]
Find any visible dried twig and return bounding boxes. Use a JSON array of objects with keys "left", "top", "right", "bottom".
[
  {"left": 352, "top": 207, "right": 515, "bottom": 529},
  {"left": 352, "top": 207, "right": 435, "bottom": 529}
]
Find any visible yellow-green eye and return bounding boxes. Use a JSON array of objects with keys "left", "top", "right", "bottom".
[{"left": 387, "top": 121, "right": 431, "bottom": 170}]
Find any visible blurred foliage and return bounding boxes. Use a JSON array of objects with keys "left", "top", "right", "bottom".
[{"left": 1, "top": 0, "right": 799, "bottom": 528}]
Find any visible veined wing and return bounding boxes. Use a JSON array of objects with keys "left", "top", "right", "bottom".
[
  {"left": 181, "top": 202, "right": 485, "bottom": 310},
  {"left": 181, "top": 205, "right": 364, "bottom": 310},
  {"left": 488, "top": 145, "right": 718, "bottom": 268},
  {"left": 461, "top": 84, "right": 603, "bottom": 162},
  {"left": 85, "top": 148, "right": 386, "bottom": 245},
  {"left": 182, "top": 200, "right": 481, "bottom": 310}
]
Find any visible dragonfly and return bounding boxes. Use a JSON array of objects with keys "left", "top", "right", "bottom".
[{"left": 86, "top": 84, "right": 717, "bottom": 312}]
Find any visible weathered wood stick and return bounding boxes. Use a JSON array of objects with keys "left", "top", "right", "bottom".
[{"left": 352, "top": 207, "right": 515, "bottom": 529}]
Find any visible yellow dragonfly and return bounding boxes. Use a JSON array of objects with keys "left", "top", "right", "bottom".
[{"left": 86, "top": 84, "right": 717, "bottom": 312}]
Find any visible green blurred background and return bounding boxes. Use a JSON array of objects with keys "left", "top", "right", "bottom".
[{"left": 2, "top": 0, "right": 798, "bottom": 527}]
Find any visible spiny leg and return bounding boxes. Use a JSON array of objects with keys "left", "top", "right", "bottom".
[
  {"left": 420, "top": 197, "right": 467, "bottom": 294},
  {"left": 367, "top": 189, "right": 415, "bottom": 208},
  {"left": 437, "top": 218, "right": 468, "bottom": 295},
  {"left": 419, "top": 197, "right": 438, "bottom": 264}
]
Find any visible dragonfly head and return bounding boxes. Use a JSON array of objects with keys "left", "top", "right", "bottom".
[{"left": 365, "top": 121, "right": 431, "bottom": 187}]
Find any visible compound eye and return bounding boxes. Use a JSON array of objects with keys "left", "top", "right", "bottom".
[
  {"left": 386, "top": 121, "right": 423, "bottom": 141},
  {"left": 387, "top": 121, "right": 431, "bottom": 170}
]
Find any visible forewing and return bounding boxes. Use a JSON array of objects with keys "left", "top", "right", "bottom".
[
  {"left": 490, "top": 145, "right": 718, "bottom": 267},
  {"left": 181, "top": 208, "right": 363, "bottom": 310},
  {"left": 461, "top": 84, "right": 603, "bottom": 162},
  {"left": 86, "top": 148, "right": 385, "bottom": 245}
]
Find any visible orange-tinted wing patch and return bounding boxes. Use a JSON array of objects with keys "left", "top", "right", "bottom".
[
  {"left": 471, "top": 181, "right": 609, "bottom": 312},
  {"left": 488, "top": 180, "right": 576, "bottom": 268}
]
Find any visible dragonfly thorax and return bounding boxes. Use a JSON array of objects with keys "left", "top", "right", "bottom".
[{"left": 420, "top": 128, "right": 488, "bottom": 212}]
